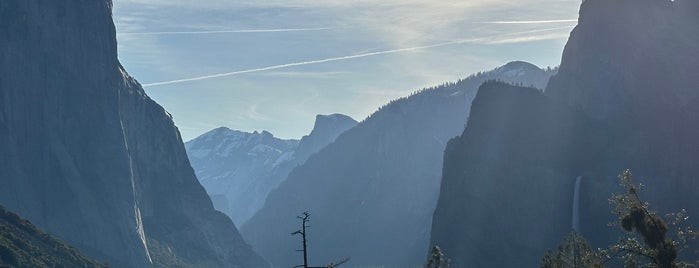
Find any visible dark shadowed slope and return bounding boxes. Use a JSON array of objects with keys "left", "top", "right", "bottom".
[
  {"left": 0, "top": 205, "right": 106, "bottom": 268},
  {"left": 185, "top": 114, "right": 357, "bottom": 226},
  {"left": 431, "top": 0, "right": 699, "bottom": 267},
  {"left": 242, "top": 62, "right": 555, "bottom": 267},
  {"left": 544, "top": 0, "right": 699, "bottom": 249},
  {"left": 0, "top": 1, "right": 268, "bottom": 267}
]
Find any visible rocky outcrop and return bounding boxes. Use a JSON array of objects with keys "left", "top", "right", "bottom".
[
  {"left": 0, "top": 1, "right": 268, "bottom": 267},
  {"left": 293, "top": 114, "right": 358, "bottom": 160},
  {"left": 430, "top": 0, "right": 699, "bottom": 267},
  {"left": 241, "top": 63, "right": 556, "bottom": 267}
]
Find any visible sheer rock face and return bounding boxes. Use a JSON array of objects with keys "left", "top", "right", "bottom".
[
  {"left": 545, "top": 0, "right": 699, "bottom": 202},
  {"left": 431, "top": 0, "right": 699, "bottom": 267},
  {"left": 241, "top": 62, "right": 555, "bottom": 267},
  {"left": 431, "top": 82, "right": 607, "bottom": 267},
  {"left": 0, "top": 1, "right": 268, "bottom": 267},
  {"left": 548, "top": 0, "right": 699, "bottom": 125}
]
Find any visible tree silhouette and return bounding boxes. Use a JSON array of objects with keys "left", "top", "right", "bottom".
[
  {"left": 541, "top": 231, "right": 604, "bottom": 268},
  {"left": 292, "top": 212, "right": 349, "bottom": 268}
]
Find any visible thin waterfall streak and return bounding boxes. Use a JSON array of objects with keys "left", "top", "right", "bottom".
[{"left": 572, "top": 176, "right": 582, "bottom": 231}]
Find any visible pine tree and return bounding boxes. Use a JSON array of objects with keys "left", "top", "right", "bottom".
[
  {"left": 426, "top": 245, "right": 450, "bottom": 268},
  {"left": 541, "top": 231, "right": 605, "bottom": 268},
  {"left": 539, "top": 170, "right": 699, "bottom": 268}
]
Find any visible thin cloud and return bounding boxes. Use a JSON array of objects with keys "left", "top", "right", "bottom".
[
  {"left": 142, "top": 26, "right": 572, "bottom": 87},
  {"left": 118, "top": 27, "right": 336, "bottom": 36},
  {"left": 244, "top": 104, "right": 270, "bottom": 121},
  {"left": 483, "top": 19, "right": 578, "bottom": 24},
  {"left": 253, "top": 71, "right": 352, "bottom": 78},
  {"left": 483, "top": 32, "right": 570, "bottom": 44}
]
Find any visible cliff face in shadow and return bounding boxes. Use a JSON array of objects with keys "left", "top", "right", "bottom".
[
  {"left": 546, "top": 0, "right": 699, "bottom": 250},
  {"left": 548, "top": 0, "right": 699, "bottom": 125},
  {"left": 431, "top": 82, "right": 607, "bottom": 267},
  {"left": 431, "top": 0, "right": 699, "bottom": 267},
  {"left": 0, "top": 1, "right": 267, "bottom": 267}
]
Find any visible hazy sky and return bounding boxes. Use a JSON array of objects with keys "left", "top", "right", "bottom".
[{"left": 113, "top": 0, "right": 581, "bottom": 141}]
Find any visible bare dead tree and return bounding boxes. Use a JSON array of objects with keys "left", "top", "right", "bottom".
[
  {"left": 292, "top": 212, "right": 310, "bottom": 268},
  {"left": 291, "top": 211, "right": 349, "bottom": 268}
]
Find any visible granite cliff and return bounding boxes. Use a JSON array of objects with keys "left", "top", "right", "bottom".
[
  {"left": 0, "top": 1, "right": 268, "bottom": 267},
  {"left": 431, "top": 0, "right": 699, "bottom": 266}
]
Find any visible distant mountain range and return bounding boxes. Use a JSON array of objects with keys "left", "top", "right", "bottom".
[
  {"left": 431, "top": 0, "right": 699, "bottom": 267},
  {"left": 185, "top": 114, "right": 357, "bottom": 226},
  {"left": 241, "top": 61, "right": 556, "bottom": 267}
]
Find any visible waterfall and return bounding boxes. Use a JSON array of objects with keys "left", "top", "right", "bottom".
[{"left": 572, "top": 176, "right": 582, "bottom": 231}]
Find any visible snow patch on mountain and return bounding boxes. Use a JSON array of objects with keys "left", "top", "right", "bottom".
[{"left": 185, "top": 114, "right": 357, "bottom": 226}]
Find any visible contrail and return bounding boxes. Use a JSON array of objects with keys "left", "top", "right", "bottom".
[
  {"left": 483, "top": 19, "right": 578, "bottom": 24},
  {"left": 142, "top": 26, "right": 573, "bottom": 87},
  {"left": 484, "top": 32, "right": 571, "bottom": 45},
  {"left": 118, "top": 27, "right": 335, "bottom": 36}
]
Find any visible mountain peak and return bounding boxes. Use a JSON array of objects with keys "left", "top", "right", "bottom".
[
  {"left": 490, "top": 61, "right": 545, "bottom": 79},
  {"left": 501, "top": 61, "right": 541, "bottom": 71},
  {"left": 311, "top": 114, "right": 357, "bottom": 134},
  {"left": 185, "top": 114, "right": 355, "bottom": 226}
]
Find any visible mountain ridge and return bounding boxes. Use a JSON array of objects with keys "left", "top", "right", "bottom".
[
  {"left": 186, "top": 113, "right": 357, "bottom": 226},
  {"left": 242, "top": 61, "right": 556, "bottom": 267}
]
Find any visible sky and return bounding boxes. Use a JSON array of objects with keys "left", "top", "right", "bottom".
[{"left": 113, "top": 0, "right": 581, "bottom": 141}]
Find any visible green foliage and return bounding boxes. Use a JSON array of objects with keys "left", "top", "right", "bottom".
[
  {"left": 541, "top": 231, "right": 605, "bottom": 268},
  {"left": 599, "top": 170, "right": 699, "bottom": 268},
  {"left": 539, "top": 170, "right": 699, "bottom": 268},
  {"left": 0, "top": 205, "right": 106, "bottom": 268},
  {"left": 426, "top": 245, "right": 450, "bottom": 268}
]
